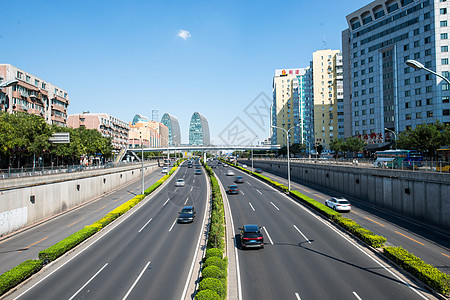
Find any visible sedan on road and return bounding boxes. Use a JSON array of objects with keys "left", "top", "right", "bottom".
[
  {"left": 177, "top": 206, "right": 196, "bottom": 223},
  {"left": 161, "top": 167, "right": 168, "bottom": 174},
  {"left": 239, "top": 225, "right": 264, "bottom": 249},
  {"left": 227, "top": 185, "right": 239, "bottom": 194},
  {"left": 195, "top": 169, "right": 202, "bottom": 175},
  {"left": 226, "top": 170, "right": 235, "bottom": 176},
  {"left": 175, "top": 179, "right": 185, "bottom": 187},
  {"left": 234, "top": 176, "right": 244, "bottom": 183},
  {"left": 325, "top": 197, "right": 352, "bottom": 212}
]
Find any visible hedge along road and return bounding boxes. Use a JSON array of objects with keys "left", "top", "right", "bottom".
[
  {"left": 213, "top": 162, "right": 436, "bottom": 300},
  {"left": 2, "top": 161, "right": 210, "bottom": 300},
  {"left": 0, "top": 163, "right": 166, "bottom": 275},
  {"left": 244, "top": 164, "right": 450, "bottom": 276}
]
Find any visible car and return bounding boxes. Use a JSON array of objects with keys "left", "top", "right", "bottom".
[
  {"left": 254, "top": 168, "right": 263, "bottom": 173},
  {"left": 234, "top": 176, "right": 244, "bottom": 183},
  {"left": 227, "top": 185, "right": 239, "bottom": 194},
  {"left": 325, "top": 197, "right": 352, "bottom": 212},
  {"left": 195, "top": 169, "right": 202, "bottom": 175},
  {"left": 188, "top": 164, "right": 193, "bottom": 168},
  {"left": 242, "top": 164, "right": 248, "bottom": 168},
  {"left": 175, "top": 179, "right": 185, "bottom": 187},
  {"left": 177, "top": 206, "right": 196, "bottom": 223},
  {"left": 239, "top": 225, "right": 264, "bottom": 249},
  {"left": 195, "top": 165, "right": 201, "bottom": 169},
  {"left": 211, "top": 164, "right": 216, "bottom": 168},
  {"left": 161, "top": 167, "right": 168, "bottom": 174},
  {"left": 226, "top": 170, "right": 235, "bottom": 176}
]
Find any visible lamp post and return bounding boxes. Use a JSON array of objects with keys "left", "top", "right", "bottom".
[
  {"left": 304, "top": 140, "right": 312, "bottom": 159},
  {"left": 140, "top": 136, "right": 145, "bottom": 195},
  {"left": 271, "top": 124, "right": 298, "bottom": 191},
  {"left": 406, "top": 59, "right": 450, "bottom": 85},
  {"left": 384, "top": 128, "right": 397, "bottom": 150},
  {"left": 0, "top": 79, "right": 18, "bottom": 88}
]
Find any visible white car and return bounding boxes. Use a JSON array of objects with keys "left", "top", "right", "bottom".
[
  {"left": 161, "top": 167, "right": 168, "bottom": 174},
  {"left": 242, "top": 164, "right": 248, "bottom": 168},
  {"left": 226, "top": 170, "right": 235, "bottom": 176},
  {"left": 175, "top": 179, "right": 185, "bottom": 187},
  {"left": 325, "top": 197, "right": 351, "bottom": 212}
]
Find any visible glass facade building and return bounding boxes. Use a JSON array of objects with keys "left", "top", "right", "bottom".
[
  {"left": 189, "top": 112, "right": 210, "bottom": 146},
  {"left": 161, "top": 113, "right": 181, "bottom": 146}
]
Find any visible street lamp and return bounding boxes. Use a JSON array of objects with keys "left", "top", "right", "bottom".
[
  {"left": 384, "top": 128, "right": 397, "bottom": 150},
  {"left": 271, "top": 124, "right": 298, "bottom": 191},
  {"left": 303, "top": 140, "right": 312, "bottom": 159},
  {"left": 140, "top": 135, "right": 145, "bottom": 195},
  {"left": 406, "top": 59, "right": 450, "bottom": 85},
  {"left": 0, "top": 79, "right": 18, "bottom": 88}
]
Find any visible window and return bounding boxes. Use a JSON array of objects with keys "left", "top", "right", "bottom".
[
  {"left": 354, "top": 101, "right": 359, "bottom": 107},
  {"left": 354, "top": 111, "right": 359, "bottom": 116},
  {"left": 26, "top": 75, "right": 30, "bottom": 82},
  {"left": 405, "top": 79, "right": 411, "bottom": 85},
  {"left": 414, "top": 28, "right": 420, "bottom": 35},
  {"left": 17, "top": 71, "right": 23, "bottom": 79},
  {"left": 362, "top": 109, "right": 367, "bottom": 115},
  {"left": 362, "top": 120, "right": 367, "bottom": 125},
  {"left": 361, "top": 59, "right": 366, "bottom": 65},
  {"left": 370, "top": 108, "right": 375, "bottom": 114},
  {"left": 361, "top": 79, "right": 366, "bottom": 85},
  {"left": 416, "top": 100, "right": 422, "bottom": 106},
  {"left": 368, "top": 56, "right": 373, "bottom": 63},
  {"left": 427, "top": 98, "right": 432, "bottom": 105},
  {"left": 424, "top": 36, "right": 431, "bottom": 44},
  {"left": 425, "top": 61, "right": 432, "bottom": 68},
  {"left": 426, "top": 74, "right": 431, "bottom": 80},
  {"left": 442, "top": 58, "right": 449, "bottom": 65},
  {"left": 355, "top": 121, "right": 359, "bottom": 126},
  {"left": 414, "top": 52, "right": 421, "bottom": 59},
  {"left": 404, "top": 55, "right": 410, "bottom": 62},
  {"left": 361, "top": 69, "right": 366, "bottom": 75},
  {"left": 427, "top": 111, "right": 433, "bottom": 117},
  {"left": 369, "top": 87, "right": 374, "bottom": 93},
  {"left": 362, "top": 99, "right": 366, "bottom": 105},
  {"left": 361, "top": 49, "right": 365, "bottom": 55},
  {"left": 370, "top": 119, "right": 375, "bottom": 124},
  {"left": 443, "top": 71, "right": 450, "bottom": 78},
  {"left": 441, "top": 20, "right": 448, "bottom": 27},
  {"left": 369, "top": 77, "right": 374, "bottom": 83},
  {"left": 404, "top": 44, "right": 410, "bottom": 51},
  {"left": 441, "top": 33, "right": 448, "bottom": 39},
  {"left": 444, "top": 109, "right": 450, "bottom": 116},
  {"left": 414, "top": 40, "right": 420, "bottom": 47},
  {"left": 442, "top": 83, "right": 449, "bottom": 91},
  {"left": 442, "top": 46, "right": 449, "bottom": 52},
  {"left": 424, "top": 24, "right": 431, "bottom": 31},
  {"left": 34, "top": 79, "right": 39, "bottom": 86},
  {"left": 416, "top": 112, "right": 422, "bottom": 119},
  {"left": 369, "top": 67, "right": 373, "bottom": 73},
  {"left": 406, "top": 113, "right": 412, "bottom": 120},
  {"left": 424, "top": 12, "right": 430, "bottom": 19},
  {"left": 405, "top": 102, "right": 411, "bottom": 108},
  {"left": 354, "top": 71, "right": 358, "bottom": 77},
  {"left": 354, "top": 91, "right": 359, "bottom": 97},
  {"left": 425, "top": 49, "right": 431, "bottom": 56},
  {"left": 369, "top": 98, "right": 374, "bottom": 104},
  {"left": 353, "top": 42, "right": 358, "bottom": 48},
  {"left": 426, "top": 86, "right": 432, "bottom": 92},
  {"left": 415, "top": 76, "right": 421, "bottom": 83},
  {"left": 354, "top": 82, "right": 359, "bottom": 87},
  {"left": 353, "top": 52, "right": 358, "bottom": 58},
  {"left": 440, "top": 8, "right": 447, "bottom": 14},
  {"left": 443, "top": 96, "right": 450, "bottom": 103},
  {"left": 354, "top": 62, "right": 358, "bottom": 67}
]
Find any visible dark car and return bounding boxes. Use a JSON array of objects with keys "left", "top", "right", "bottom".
[
  {"left": 195, "top": 169, "right": 202, "bottom": 175},
  {"left": 177, "top": 206, "right": 196, "bottom": 223},
  {"left": 227, "top": 185, "right": 239, "bottom": 194},
  {"left": 239, "top": 225, "right": 264, "bottom": 249},
  {"left": 188, "top": 164, "right": 193, "bottom": 168},
  {"left": 254, "top": 168, "right": 263, "bottom": 173},
  {"left": 234, "top": 176, "right": 244, "bottom": 183}
]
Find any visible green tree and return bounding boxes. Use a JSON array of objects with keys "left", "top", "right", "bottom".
[
  {"left": 329, "top": 138, "right": 345, "bottom": 159},
  {"left": 290, "top": 143, "right": 306, "bottom": 156},
  {"left": 343, "top": 137, "right": 366, "bottom": 157}
]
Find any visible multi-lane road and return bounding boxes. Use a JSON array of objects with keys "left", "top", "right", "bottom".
[{"left": 2, "top": 162, "right": 209, "bottom": 300}]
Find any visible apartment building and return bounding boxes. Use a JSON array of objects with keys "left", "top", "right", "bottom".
[
  {"left": 67, "top": 112, "right": 129, "bottom": 151},
  {"left": 342, "top": 0, "right": 450, "bottom": 148},
  {"left": 128, "top": 114, "right": 169, "bottom": 148},
  {"left": 272, "top": 68, "right": 312, "bottom": 148},
  {"left": 0, "top": 64, "right": 69, "bottom": 126}
]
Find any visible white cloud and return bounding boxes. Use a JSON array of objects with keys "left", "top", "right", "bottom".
[{"left": 177, "top": 30, "right": 191, "bottom": 41}]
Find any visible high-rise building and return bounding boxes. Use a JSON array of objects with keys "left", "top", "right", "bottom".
[
  {"left": 0, "top": 64, "right": 69, "bottom": 126},
  {"left": 272, "top": 68, "right": 312, "bottom": 149},
  {"left": 128, "top": 115, "right": 168, "bottom": 149},
  {"left": 161, "top": 113, "right": 181, "bottom": 146},
  {"left": 189, "top": 112, "right": 210, "bottom": 146},
  {"left": 310, "top": 50, "right": 344, "bottom": 152},
  {"left": 67, "top": 113, "right": 129, "bottom": 151},
  {"left": 342, "top": 0, "right": 450, "bottom": 148}
]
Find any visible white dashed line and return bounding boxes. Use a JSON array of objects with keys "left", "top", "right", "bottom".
[
  {"left": 122, "top": 261, "right": 151, "bottom": 300},
  {"left": 249, "top": 202, "right": 255, "bottom": 211},
  {"left": 69, "top": 263, "right": 108, "bottom": 300},
  {"left": 256, "top": 189, "right": 262, "bottom": 195},
  {"left": 353, "top": 292, "right": 363, "bottom": 300},
  {"left": 262, "top": 226, "right": 274, "bottom": 245},
  {"left": 247, "top": 182, "right": 251, "bottom": 186},
  {"left": 270, "top": 202, "right": 280, "bottom": 211},
  {"left": 163, "top": 198, "right": 170, "bottom": 206},
  {"left": 295, "top": 293, "right": 302, "bottom": 300},
  {"left": 138, "top": 218, "right": 153, "bottom": 233},
  {"left": 184, "top": 197, "right": 189, "bottom": 205},
  {"left": 169, "top": 219, "right": 177, "bottom": 232},
  {"left": 293, "top": 225, "right": 311, "bottom": 244},
  {"left": 190, "top": 186, "right": 193, "bottom": 192},
  {"left": 241, "top": 191, "right": 245, "bottom": 196}
]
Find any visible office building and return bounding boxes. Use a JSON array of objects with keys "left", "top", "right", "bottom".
[
  {"left": 272, "top": 68, "right": 312, "bottom": 149},
  {"left": 128, "top": 114, "right": 169, "bottom": 148},
  {"left": 342, "top": 0, "right": 450, "bottom": 148},
  {"left": 189, "top": 112, "right": 210, "bottom": 146},
  {"left": 161, "top": 113, "right": 181, "bottom": 146},
  {"left": 0, "top": 64, "right": 69, "bottom": 126},
  {"left": 67, "top": 112, "right": 129, "bottom": 151}
]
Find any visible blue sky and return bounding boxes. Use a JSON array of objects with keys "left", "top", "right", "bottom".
[{"left": 1, "top": 0, "right": 372, "bottom": 145}]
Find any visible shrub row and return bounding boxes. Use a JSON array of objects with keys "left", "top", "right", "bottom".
[
  {"left": 226, "top": 160, "right": 450, "bottom": 296},
  {"left": 384, "top": 247, "right": 450, "bottom": 296},
  {"left": 195, "top": 161, "right": 228, "bottom": 300},
  {"left": 0, "top": 161, "right": 182, "bottom": 296}
]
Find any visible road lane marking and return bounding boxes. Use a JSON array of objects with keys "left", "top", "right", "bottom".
[
  {"left": 68, "top": 263, "right": 108, "bottom": 300},
  {"left": 94, "top": 205, "right": 108, "bottom": 213},
  {"left": 270, "top": 202, "right": 280, "bottom": 211},
  {"left": 293, "top": 225, "right": 311, "bottom": 244},
  {"left": 247, "top": 182, "right": 251, "bottom": 186},
  {"left": 18, "top": 236, "right": 48, "bottom": 252},
  {"left": 295, "top": 293, "right": 301, "bottom": 300},
  {"left": 442, "top": 253, "right": 450, "bottom": 258},
  {"left": 256, "top": 189, "right": 262, "bottom": 195},
  {"left": 241, "top": 191, "right": 245, "bottom": 196},
  {"left": 169, "top": 219, "right": 177, "bottom": 232},
  {"left": 122, "top": 261, "right": 151, "bottom": 300},
  {"left": 67, "top": 217, "right": 85, "bottom": 227},
  {"left": 262, "top": 226, "right": 274, "bottom": 245},
  {"left": 184, "top": 197, "right": 189, "bottom": 205},
  {"left": 163, "top": 198, "right": 170, "bottom": 206},
  {"left": 395, "top": 231, "right": 425, "bottom": 245},
  {"left": 351, "top": 211, "right": 385, "bottom": 227},
  {"left": 193, "top": 179, "right": 196, "bottom": 184},
  {"left": 138, "top": 218, "right": 153, "bottom": 233},
  {"left": 353, "top": 292, "right": 363, "bottom": 300},
  {"left": 190, "top": 186, "right": 193, "bottom": 192},
  {"left": 249, "top": 202, "right": 255, "bottom": 211}
]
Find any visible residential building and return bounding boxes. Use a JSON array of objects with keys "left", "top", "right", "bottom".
[
  {"left": 342, "top": 0, "right": 450, "bottom": 148},
  {"left": 189, "top": 112, "right": 210, "bottom": 146},
  {"left": 0, "top": 64, "right": 69, "bottom": 126},
  {"left": 128, "top": 114, "right": 169, "bottom": 148},
  {"left": 67, "top": 112, "right": 129, "bottom": 152},
  {"left": 161, "top": 113, "right": 181, "bottom": 146},
  {"left": 272, "top": 68, "right": 312, "bottom": 149}
]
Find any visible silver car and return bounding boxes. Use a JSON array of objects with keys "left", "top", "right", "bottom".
[
  {"left": 175, "top": 179, "right": 185, "bottom": 187},
  {"left": 325, "top": 197, "right": 352, "bottom": 212}
]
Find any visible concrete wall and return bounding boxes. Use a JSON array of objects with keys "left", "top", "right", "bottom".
[
  {"left": 249, "top": 160, "right": 450, "bottom": 230},
  {"left": 0, "top": 162, "right": 158, "bottom": 236}
]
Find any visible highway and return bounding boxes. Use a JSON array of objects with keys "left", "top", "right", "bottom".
[
  {"left": 2, "top": 162, "right": 208, "bottom": 300},
  {"left": 246, "top": 163, "right": 450, "bottom": 276},
  {"left": 214, "top": 162, "right": 434, "bottom": 300}
]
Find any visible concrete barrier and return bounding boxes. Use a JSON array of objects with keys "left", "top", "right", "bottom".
[
  {"left": 0, "top": 162, "right": 158, "bottom": 237},
  {"left": 248, "top": 160, "right": 450, "bottom": 231}
]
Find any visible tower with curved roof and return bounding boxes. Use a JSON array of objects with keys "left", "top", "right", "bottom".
[
  {"left": 161, "top": 113, "right": 181, "bottom": 146},
  {"left": 189, "top": 112, "right": 210, "bottom": 146}
]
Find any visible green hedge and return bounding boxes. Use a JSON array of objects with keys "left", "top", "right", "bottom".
[
  {"left": 202, "top": 265, "right": 226, "bottom": 280},
  {"left": 335, "top": 217, "right": 386, "bottom": 248},
  {"left": 195, "top": 289, "right": 221, "bottom": 300},
  {"left": 198, "top": 278, "right": 226, "bottom": 299},
  {"left": 204, "top": 256, "right": 228, "bottom": 271},
  {"left": 384, "top": 247, "right": 450, "bottom": 296},
  {"left": 205, "top": 248, "right": 223, "bottom": 260},
  {"left": 0, "top": 259, "right": 42, "bottom": 296}
]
